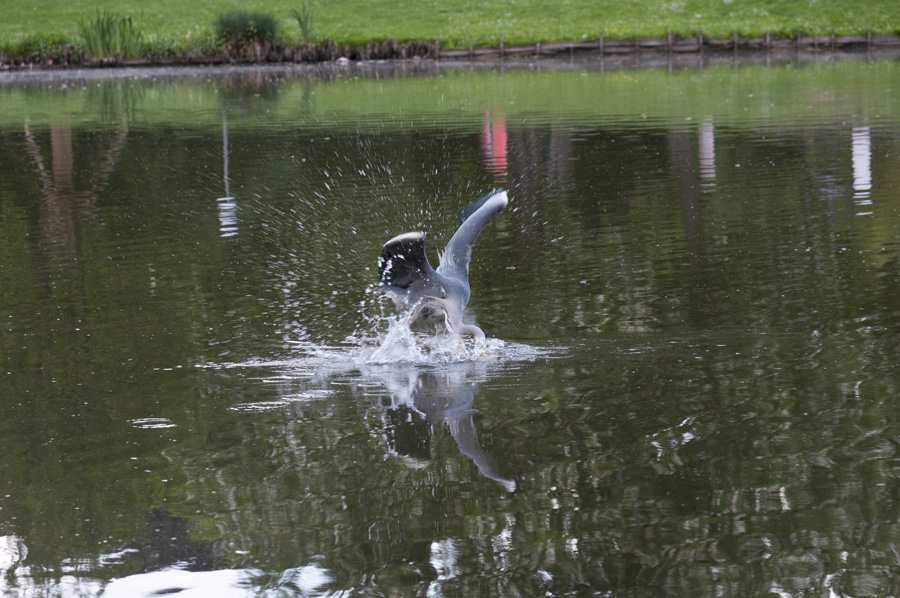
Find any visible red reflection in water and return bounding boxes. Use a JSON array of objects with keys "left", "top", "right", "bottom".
[{"left": 480, "top": 111, "right": 508, "bottom": 184}]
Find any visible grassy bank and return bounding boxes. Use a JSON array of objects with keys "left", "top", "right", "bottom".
[{"left": 2, "top": 0, "right": 898, "bottom": 58}]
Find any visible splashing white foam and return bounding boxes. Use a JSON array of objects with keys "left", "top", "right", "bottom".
[
  {"left": 202, "top": 294, "right": 551, "bottom": 374},
  {"left": 343, "top": 314, "right": 504, "bottom": 365}
]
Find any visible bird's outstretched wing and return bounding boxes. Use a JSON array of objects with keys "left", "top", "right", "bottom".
[
  {"left": 438, "top": 188, "right": 508, "bottom": 281},
  {"left": 378, "top": 232, "right": 434, "bottom": 289},
  {"left": 458, "top": 188, "right": 505, "bottom": 227}
]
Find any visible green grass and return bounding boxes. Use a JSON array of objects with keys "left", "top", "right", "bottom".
[{"left": 0, "top": 0, "right": 898, "bottom": 55}]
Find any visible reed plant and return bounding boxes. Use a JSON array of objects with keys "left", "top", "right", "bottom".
[
  {"left": 292, "top": 2, "right": 316, "bottom": 43},
  {"left": 78, "top": 10, "right": 145, "bottom": 58}
]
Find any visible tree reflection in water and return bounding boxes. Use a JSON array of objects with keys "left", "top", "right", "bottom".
[{"left": 23, "top": 121, "right": 129, "bottom": 265}]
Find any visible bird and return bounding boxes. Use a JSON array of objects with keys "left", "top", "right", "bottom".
[{"left": 377, "top": 189, "right": 509, "bottom": 341}]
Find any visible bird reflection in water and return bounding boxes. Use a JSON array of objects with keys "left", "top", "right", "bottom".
[{"left": 379, "top": 366, "right": 516, "bottom": 492}]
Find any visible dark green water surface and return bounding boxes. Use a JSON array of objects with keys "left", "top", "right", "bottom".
[{"left": 1, "top": 57, "right": 900, "bottom": 596}]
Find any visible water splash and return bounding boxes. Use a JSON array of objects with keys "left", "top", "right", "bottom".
[
  {"left": 298, "top": 284, "right": 533, "bottom": 366},
  {"left": 345, "top": 314, "right": 503, "bottom": 365},
  {"left": 202, "top": 285, "right": 550, "bottom": 374}
]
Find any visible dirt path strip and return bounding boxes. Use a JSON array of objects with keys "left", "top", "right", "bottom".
[{"left": 2, "top": 31, "right": 899, "bottom": 70}]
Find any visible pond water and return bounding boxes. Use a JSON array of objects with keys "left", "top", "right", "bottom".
[{"left": 1, "top": 55, "right": 900, "bottom": 597}]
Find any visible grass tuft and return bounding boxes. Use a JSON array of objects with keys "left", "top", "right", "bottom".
[
  {"left": 78, "top": 10, "right": 146, "bottom": 59},
  {"left": 214, "top": 10, "right": 279, "bottom": 46}
]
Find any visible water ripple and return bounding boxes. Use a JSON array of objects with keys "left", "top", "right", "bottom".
[{"left": 128, "top": 417, "right": 177, "bottom": 429}]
